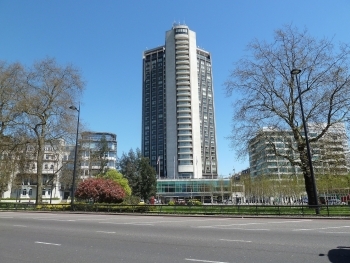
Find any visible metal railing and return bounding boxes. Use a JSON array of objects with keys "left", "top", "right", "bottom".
[{"left": 1, "top": 203, "right": 349, "bottom": 217}]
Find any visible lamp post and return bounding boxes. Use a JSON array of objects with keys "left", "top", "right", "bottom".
[
  {"left": 69, "top": 104, "right": 80, "bottom": 209},
  {"left": 291, "top": 69, "right": 319, "bottom": 214},
  {"left": 232, "top": 168, "right": 236, "bottom": 204}
]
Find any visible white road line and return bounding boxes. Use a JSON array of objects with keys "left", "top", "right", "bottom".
[
  {"left": 213, "top": 222, "right": 261, "bottom": 227},
  {"left": 196, "top": 226, "right": 269, "bottom": 231},
  {"left": 268, "top": 220, "right": 312, "bottom": 224},
  {"left": 96, "top": 231, "right": 116, "bottom": 234},
  {"left": 294, "top": 226, "right": 350, "bottom": 231},
  {"left": 207, "top": 220, "right": 311, "bottom": 228},
  {"left": 35, "top": 241, "right": 61, "bottom": 246},
  {"left": 99, "top": 222, "right": 154, "bottom": 226},
  {"left": 36, "top": 219, "right": 76, "bottom": 222},
  {"left": 220, "top": 239, "right": 252, "bottom": 243},
  {"left": 240, "top": 228, "right": 269, "bottom": 231},
  {"left": 13, "top": 225, "right": 27, "bottom": 227},
  {"left": 319, "top": 231, "right": 350, "bottom": 234},
  {"left": 185, "top": 259, "right": 229, "bottom": 263}
]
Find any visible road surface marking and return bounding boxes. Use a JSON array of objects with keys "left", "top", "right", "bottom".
[
  {"left": 220, "top": 239, "right": 252, "bottom": 243},
  {"left": 319, "top": 231, "right": 350, "bottom": 234},
  {"left": 207, "top": 220, "right": 311, "bottom": 228},
  {"left": 13, "top": 225, "right": 27, "bottom": 227},
  {"left": 96, "top": 231, "right": 116, "bottom": 234},
  {"left": 268, "top": 220, "right": 312, "bottom": 224},
  {"left": 36, "top": 219, "right": 76, "bottom": 222},
  {"left": 99, "top": 222, "right": 154, "bottom": 226},
  {"left": 240, "top": 228, "right": 269, "bottom": 231},
  {"left": 35, "top": 241, "right": 61, "bottom": 246},
  {"left": 294, "top": 226, "right": 350, "bottom": 231},
  {"left": 185, "top": 259, "right": 229, "bottom": 263},
  {"left": 212, "top": 222, "right": 261, "bottom": 227},
  {"left": 196, "top": 226, "right": 269, "bottom": 231}
]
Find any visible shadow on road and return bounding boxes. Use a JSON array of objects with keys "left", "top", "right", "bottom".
[{"left": 319, "top": 246, "right": 350, "bottom": 263}]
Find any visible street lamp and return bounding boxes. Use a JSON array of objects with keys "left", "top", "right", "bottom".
[
  {"left": 69, "top": 104, "right": 80, "bottom": 209},
  {"left": 291, "top": 69, "right": 319, "bottom": 214}
]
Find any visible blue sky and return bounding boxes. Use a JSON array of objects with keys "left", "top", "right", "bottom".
[{"left": 1, "top": 0, "right": 350, "bottom": 177}]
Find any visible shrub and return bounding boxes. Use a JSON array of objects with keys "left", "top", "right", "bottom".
[
  {"left": 75, "top": 178, "right": 126, "bottom": 203},
  {"left": 187, "top": 200, "right": 202, "bottom": 206}
]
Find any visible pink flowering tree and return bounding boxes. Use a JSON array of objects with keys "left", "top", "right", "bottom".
[{"left": 75, "top": 178, "right": 126, "bottom": 203}]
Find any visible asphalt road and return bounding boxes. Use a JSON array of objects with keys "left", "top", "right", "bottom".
[{"left": 0, "top": 212, "right": 349, "bottom": 263}]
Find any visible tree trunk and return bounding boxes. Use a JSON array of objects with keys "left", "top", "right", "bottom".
[
  {"left": 35, "top": 137, "right": 45, "bottom": 204},
  {"left": 303, "top": 173, "right": 318, "bottom": 205},
  {"left": 299, "top": 147, "right": 318, "bottom": 206}
]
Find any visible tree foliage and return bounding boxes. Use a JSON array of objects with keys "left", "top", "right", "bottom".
[
  {"left": 225, "top": 25, "right": 350, "bottom": 205},
  {"left": 100, "top": 169, "right": 132, "bottom": 196},
  {"left": 138, "top": 156, "right": 157, "bottom": 201},
  {"left": 75, "top": 178, "right": 126, "bottom": 203},
  {"left": 118, "top": 148, "right": 157, "bottom": 200}
]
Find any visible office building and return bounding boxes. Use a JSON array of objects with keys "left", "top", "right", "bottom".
[
  {"left": 79, "top": 132, "right": 117, "bottom": 177},
  {"left": 142, "top": 24, "right": 218, "bottom": 179},
  {"left": 248, "top": 123, "right": 349, "bottom": 177}
]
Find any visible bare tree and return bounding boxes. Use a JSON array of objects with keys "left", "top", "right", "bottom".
[
  {"left": 0, "top": 61, "right": 27, "bottom": 197},
  {"left": 17, "top": 58, "right": 84, "bottom": 204},
  {"left": 225, "top": 25, "right": 350, "bottom": 205}
]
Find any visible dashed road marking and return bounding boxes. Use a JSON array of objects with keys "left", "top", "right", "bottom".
[
  {"left": 220, "top": 239, "right": 252, "bottom": 243},
  {"left": 185, "top": 259, "right": 229, "bottom": 263},
  {"left": 35, "top": 241, "right": 61, "bottom": 246}
]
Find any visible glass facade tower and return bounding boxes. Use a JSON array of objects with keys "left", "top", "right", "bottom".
[{"left": 142, "top": 25, "right": 218, "bottom": 179}]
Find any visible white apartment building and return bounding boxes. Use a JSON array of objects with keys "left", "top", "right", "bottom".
[
  {"left": 142, "top": 24, "right": 218, "bottom": 179},
  {"left": 2, "top": 139, "right": 67, "bottom": 202},
  {"left": 2, "top": 131, "right": 118, "bottom": 202}
]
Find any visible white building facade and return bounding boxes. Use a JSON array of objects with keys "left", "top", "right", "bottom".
[
  {"left": 142, "top": 24, "right": 218, "bottom": 179},
  {"left": 2, "top": 132, "right": 118, "bottom": 203},
  {"left": 249, "top": 123, "right": 349, "bottom": 177}
]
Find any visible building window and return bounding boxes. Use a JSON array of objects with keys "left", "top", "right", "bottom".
[
  {"left": 29, "top": 189, "right": 32, "bottom": 196},
  {"left": 22, "top": 189, "right": 27, "bottom": 195}
]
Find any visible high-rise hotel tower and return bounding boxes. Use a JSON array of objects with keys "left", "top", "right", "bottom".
[{"left": 142, "top": 24, "right": 218, "bottom": 179}]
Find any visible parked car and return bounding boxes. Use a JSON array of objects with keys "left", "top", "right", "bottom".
[{"left": 327, "top": 199, "right": 341, "bottom": 205}]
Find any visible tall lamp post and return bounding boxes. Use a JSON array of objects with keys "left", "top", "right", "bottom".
[
  {"left": 291, "top": 69, "right": 319, "bottom": 214},
  {"left": 69, "top": 104, "right": 80, "bottom": 209}
]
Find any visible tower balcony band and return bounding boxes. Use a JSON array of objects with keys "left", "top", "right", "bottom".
[
  {"left": 176, "top": 80, "right": 190, "bottom": 85},
  {"left": 177, "top": 90, "right": 191, "bottom": 95},
  {"left": 176, "top": 60, "right": 190, "bottom": 65},
  {"left": 177, "top": 85, "right": 191, "bottom": 90},
  {"left": 176, "top": 55, "right": 190, "bottom": 60},
  {"left": 175, "top": 34, "right": 189, "bottom": 40},
  {"left": 177, "top": 112, "right": 191, "bottom": 117},
  {"left": 176, "top": 74, "right": 190, "bottom": 80},
  {"left": 177, "top": 119, "right": 192, "bottom": 124},
  {"left": 177, "top": 109, "right": 191, "bottom": 114},
  {"left": 175, "top": 44, "right": 189, "bottom": 50},
  {"left": 177, "top": 96, "right": 191, "bottom": 101},
  {"left": 176, "top": 50, "right": 189, "bottom": 55},
  {"left": 176, "top": 40, "right": 189, "bottom": 45},
  {"left": 176, "top": 65, "right": 190, "bottom": 70}
]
